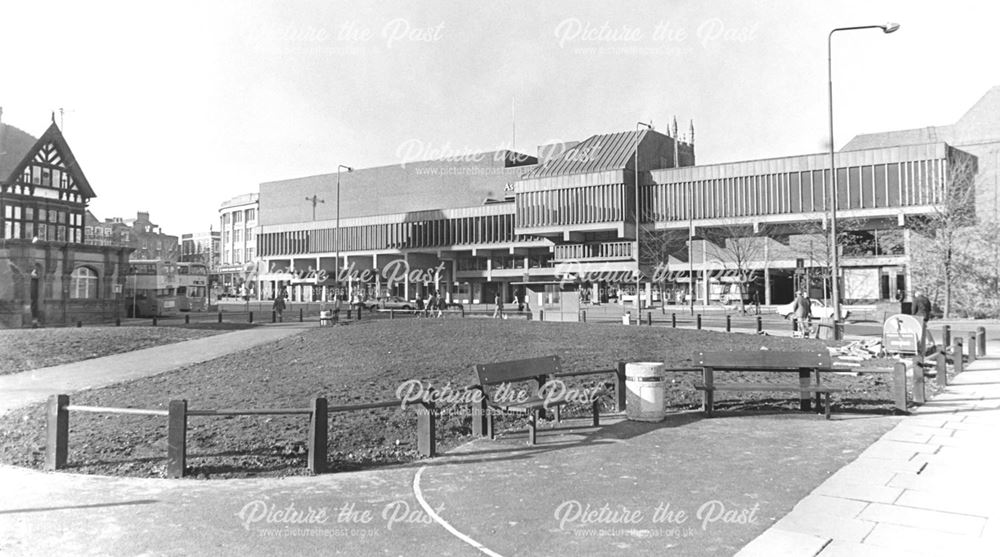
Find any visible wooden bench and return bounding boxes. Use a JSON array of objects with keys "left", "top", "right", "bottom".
[
  {"left": 471, "top": 356, "right": 603, "bottom": 445},
  {"left": 692, "top": 350, "right": 843, "bottom": 419}
]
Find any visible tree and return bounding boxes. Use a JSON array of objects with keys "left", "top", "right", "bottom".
[
  {"left": 909, "top": 148, "right": 978, "bottom": 318},
  {"left": 700, "top": 222, "right": 772, "bottom": 314},
  {"left": 637, "top": 225, "right": 689, "bottom": 302}
]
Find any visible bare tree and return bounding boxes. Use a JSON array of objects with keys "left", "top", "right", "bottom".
[
  {"left": 909, "top": 148, "right": 978, "bottom": 318},
  {"left": 637, "top": 225, "right": 688, "bottom": 302},
  {"left": 700, "top": 222, "right": 771, "bottom": 314}
]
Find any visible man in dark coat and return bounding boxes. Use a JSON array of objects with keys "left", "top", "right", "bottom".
[
  {"left": 791, "top": 290, "right": 812, "bottom": 337},
  {"left": 911, "top": 290, "right": 932, "bottom": 323}
]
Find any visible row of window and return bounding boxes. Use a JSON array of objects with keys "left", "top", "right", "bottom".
[
  {"left": 516, "top": 183, "right": 627, "bottom": 228},
  {"left": 2, "top": 204, "right": 84, "bottom": 243},
  {"left": 259, "top": 215, "right": 533, "bottom": 256},
  {"left": 647, "top": 159, "right": 947, "bottom": 222},
  {"left": 221, "top": 208, "right": 257, "bottom": 228},
  {"left": 222, "top": 247, "right": 255, "bottom": 265},
  {"left": 21, "top": 164, "right": 72, "bottom": 189}
]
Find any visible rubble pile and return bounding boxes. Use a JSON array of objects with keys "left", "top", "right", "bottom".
[{"left": 827, "top": 339, "right": 885, "bottom": 366}]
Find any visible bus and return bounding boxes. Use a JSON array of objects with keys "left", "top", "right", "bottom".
[
  {"left": 125, "top": 260, "right": 180, "bottom": 318},
  {"left": 177, "top": 261, "right": 209, "bottom": 312}
]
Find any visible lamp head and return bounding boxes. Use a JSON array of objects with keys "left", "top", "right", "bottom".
[{"left": 881, "top": 22, "right": 900, "bottom": 33}]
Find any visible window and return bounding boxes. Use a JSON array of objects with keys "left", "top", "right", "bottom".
[
  {"left": 234, "top": 211, "right": 243, "bottom": 223},
  {"left": 71, "top": 267, "right": 99, "bottom": 299},
  {"left": 246, "top": 208, "right": 256, "bottom": 222}
]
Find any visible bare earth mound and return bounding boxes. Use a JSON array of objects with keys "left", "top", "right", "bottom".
[{"left": 0, "top": 320, "right": 900, "bottom": 478}]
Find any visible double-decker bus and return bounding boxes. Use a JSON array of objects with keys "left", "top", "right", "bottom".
[
  {"left": 125, "top": 260, "right": 180, "bottom": 317},
  {"left": 176, "top": 261, "right": 209, "bottom": 312}
]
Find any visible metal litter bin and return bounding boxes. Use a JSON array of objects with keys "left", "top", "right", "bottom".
[{"left": 625, "top": 362, "right": 666, "bottom": 422}]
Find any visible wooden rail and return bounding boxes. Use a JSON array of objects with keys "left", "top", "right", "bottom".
[{"left": 46, "top": 395, "right": 436, "bottom": 478}]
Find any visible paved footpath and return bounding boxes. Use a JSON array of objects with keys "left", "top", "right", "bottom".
[
  {"left": 0, "top": 323, "right": 309, "bottom": 415},
  {"left": 737, "top": 338, "right": 1000, "bottom": 557}
]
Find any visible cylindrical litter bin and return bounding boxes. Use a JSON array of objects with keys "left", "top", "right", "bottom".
[
  {"left": 625, "top": 362, "right": 666, "bottom": 422},
  {"left": 622, "top": 313, "right": 631, "bottom": 325}
]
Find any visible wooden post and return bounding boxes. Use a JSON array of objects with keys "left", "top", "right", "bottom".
[
  {"left": 45, "top": 394, "right": 69, "bottom": 471},
  {"left": 978, "top": 326, "right": 987, "bottom": 356},
  {"left": 272, "top": 310, "right": 276, "bottom": 323},
  {"left": 115, "top": 317, "right": 121, "bottom": 326},
  {"left": 185, "top": 314, "right": 190, "bottom": 324},
  {"left": 671, "top": 313, "right": 676, "bottom": 328},
  {"left": 892, "top": 362, "right": 908, "bottom": 414},
  {"left": 308, "top": 397, "right": 328, "bottom": 474},
  {"left": 248, "top": 311, "right": 253, "bottom": 323},
  {"left": 696, "top": 314, "right": 702, "bottom": 330},
  {"left": 357, "top": 306, "right": 361, "bottom": 320},
  {"left": 76, "top": 320, "right": 82, "bottom": 328},
  {"left": 967, "top": 333, "right": 977, "bottom": 363},
  {"left": 471, "top": 392, "right": 487, "bottom": 437},
  {"left": 756, "top": 316, "right": 762, "bottom": 333},
  {"left": 580, "top": 310, "right": 586, "bottom": 323},
  {"left": 954, "top": 337, "right": 964, "bottom": 375},
  {"left": 167, "top": 399, "right": 187, "bottom": 478},
  {"left": 390, "top": 309, "right": 395, "bottom": 320},
  {"left": 798, "top": 370, "right": 812, "bottom": 411},
  {"left": 217, "top": 311, "right": 222, "bottom": 323},
  {"left": 702, "top": 366, "right": 715, "bottom": 417},
  {"left": 936, "top": 352, "right": 947, "bottom": 388},
  {"left": 615, "top": 361, "right": 627, "bottom": 412},
  {"left": 299, "top": 308, "right": 304, "bottom": 322},
  {"left": 417, "top": 398, "right": 436, "bottom": 457},
  {"left": 942, "top": 325, "right": 951, "bottom": 347},
  {"left": 646, "top": 312, "right": 652, "bottom": 326},
  {"left": 913, "top": 357, "right": 925, "bottom": 404},
  {"left": 152, "top": 316, "right": 157, "bottom": 326},
  {"left": 726, "top": 315, "right": 731, "bottom": 332}
]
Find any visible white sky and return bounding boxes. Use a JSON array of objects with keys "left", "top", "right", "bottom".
[{"left": 2, "top": 0, "right": 999, "bottom": 234}]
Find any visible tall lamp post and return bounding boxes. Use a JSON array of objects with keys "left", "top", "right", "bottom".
[
  {"left": 634, "top": 121, "right": 653, "bottom": 313},
  {"left": 336, "top": 165, "right": 353, "bottom": 298},
  {"left": 828, "top": 22, "right": 898, "bottom": 338}
]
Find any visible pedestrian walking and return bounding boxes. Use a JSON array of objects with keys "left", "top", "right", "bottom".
[
  {"left": 911, "top": 290, "right": 932, "bottom": 323},
  {"left": 272, "top": 290, "right": 286, "bottom": 322},
  {"left": 493, "top": 293, "right": 504, "bottom": 319},
  {"left": 791, "top": 290, "right": 812, "bottom": 338}
]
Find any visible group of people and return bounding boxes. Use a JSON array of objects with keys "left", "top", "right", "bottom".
[
  {"left": 790, "top": 287, "right": 934, "bottom": 339},
  {"left": 417, "top": 292, "right": 448, "bottom": 318}
]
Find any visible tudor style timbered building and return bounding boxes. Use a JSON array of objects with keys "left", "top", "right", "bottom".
[{"left": 0, "top": 113, "right": 130, "bottom": 327}]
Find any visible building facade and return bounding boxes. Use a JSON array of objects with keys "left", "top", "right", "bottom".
[
  {"left": 179, "top": 229, "right": 220, "bottom": 271},
  {"left": 218, "top": 193, "right": 259, "bottom": 295},
  {"left": 0, "top": 113, "right": 130, "bottom": 327}
]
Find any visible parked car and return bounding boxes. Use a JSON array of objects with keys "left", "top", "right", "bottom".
[
  {"left": 775, "top": 298, "right": 849, "bottom": 320},
  {"left": 365, "top": 295, "right": 414, "bottom": 310}
]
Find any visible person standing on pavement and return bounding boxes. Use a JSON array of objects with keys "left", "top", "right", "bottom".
[
  {"left": 272, "top": 289, "right": 286, "bottom": 322},
  {"left": 911, "top": 290, "right": 932, "bottom": 324},
  {"left": 791, "top": 290, "right": 812, "bottom": 338},
  {"left": 493, "top": 293, "right": 504, "bottom": 319}
]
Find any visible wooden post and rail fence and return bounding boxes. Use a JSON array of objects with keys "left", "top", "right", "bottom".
[{"left": 46, "top": 395, "right": 435, "bottom": 478}]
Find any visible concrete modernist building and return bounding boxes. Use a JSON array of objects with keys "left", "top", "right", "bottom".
[
  {"left": 218, "top": 193, "right": 259, "bottom": 294},
  {"left": 0, "top": 113, "right": 130, "bottom": 327},
  {"left": 253, "top": 91, "right": 991, "bottom": 314}
]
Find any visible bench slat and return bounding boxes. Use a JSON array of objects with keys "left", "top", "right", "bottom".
[
  {"left": 476, "top": 355, "right": 561, "bottom": 386},
  {"left": 693, "top": 383, "right": 842, "bottom": 393},
  {"left": 694, "top": 350, "right": 832, "bottom": 370}
]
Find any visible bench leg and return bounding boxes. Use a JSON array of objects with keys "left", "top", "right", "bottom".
[
  {"left": 554, "top": 405, "right": 561, "bottom": 423},
  {"left": 487, "top": 412, "right": 495, "bottom": 440},
  {"left": 592, "top": 400, "right": 600, "bottom": 427},
  {"left": 703, "top": 390, "right": 714, "bottom": 418},
  {"left": 472, "top": 400, "right": 486, "bottom": 437},
  {"left": 824, "top": 392, "right": 832, "bottom": 420},
  {"left": 527, "top": 410, "right": 537, "bottom": 445}
]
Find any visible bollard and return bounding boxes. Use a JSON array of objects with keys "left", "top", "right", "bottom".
[
  {"left": 357, "top": 306, "right": 361, "bottom": 320},
  {"left": 892, "top": 362, "right": 908, "bottom": 413},
  {"left": 726, "top": 315, "right": 731, "bottom": 332},
  {"left": 671, "top": 313, "right": 676, "bottom": 328},
  {"left": 390, "top": 309, "right": 395, "bottom": 320},
  {"left": 756, "top": 316, "right": 763, "bottom": 333},
  {"left": 76, "top": 320, "right": 82, "bottom": 328},
  {"left": 615, "top": 361, "right": 627, "bottom": 412},
  {"left": 115, "top": 318, "right": 121, "bottom": 327},
  {"left": 248, "top": 311, "right": 253, "bottom": 324},
  {"left": 308, "top": 398, "right": 328, "bottom": 474},
  {"left": 912, "top": 356, "right": 926, "bottom": 405},
  {"left": 152, "top": 316, "right": 157, "bottom": 327},
  {"left": 539, "top": 309, "right": 544, "bottom": 321},
  {"left": 942, "top": 325, "right": 951, "bottom": 347},
  {"left": 580, "top": 310, "right": 586, "bottom": 323},
  {"left": 218, "top": 311, "right": 223, "bottom": 323},
  {"left": 185, "top": 314, "right": 190, "bottom": 325},
  {"left": 791, "top": 317, "right": 798, "bottom": 334},
  {"left": 460, "top": 306, "right": 465, "bottom": 318},
  {"left": 646, "top": 312, "right": 652, "bottom": 326},
  {"left": 167, "top": 400, "right": 188, "bottom": 478},
  {"left": 936, "top": 352, "right": 947, "bottom": 388},
  {"left": 417, "top": 390, "right": 436, "bottom": 457},
  {"left": 45, "top": 394, "right": 69, "bottom": 471},
  {"left": 272, "top": 310, "right": 276, "bottom": 323},
  {"left": 299, "top": 308, "right": 304, "bottom": 323},
  {"left": 968, "top": 333, "right": 977, "bottom": 363},
  {"left": 346, "top": 306, "right": 352, "bottom": 321},
  {"left": 696, "top": 314, "right": 702, "bottom": 330},
  {"left": 978, "top": 326, "right": 987, "bottom": 356},
  {"left": 953, "top": 337, "right": 964, "bottom": 375}
]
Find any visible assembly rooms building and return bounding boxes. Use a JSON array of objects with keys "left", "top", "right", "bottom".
[{"left": 251, "top": 90, "right": 1000, "bottom": 314}]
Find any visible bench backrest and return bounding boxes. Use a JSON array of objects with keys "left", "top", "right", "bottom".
[
  {"left": 474, "top": 355, "right": 561, "bottom": 387},
  {"left": 694, "top": 350, "right": 832, "bottom": 370}
]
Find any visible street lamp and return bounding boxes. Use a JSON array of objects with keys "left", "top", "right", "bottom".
[
  {"left": 827, "top": 22, "right": 898, "bottom": 339},
  {"left": 635, "top": 121, "right": 653, "bottom": 314},
  {"left": 336, "top": 165, "right": 353, "bottom": 297}
]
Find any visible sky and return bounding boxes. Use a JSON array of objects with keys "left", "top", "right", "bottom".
[{"left": 2, "top": 0, "right": 1000, "bottom": 235}]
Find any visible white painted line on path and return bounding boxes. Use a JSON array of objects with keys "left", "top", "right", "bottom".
[{"left": 412, "top": 465, "right": 504, "bottom": 557}]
